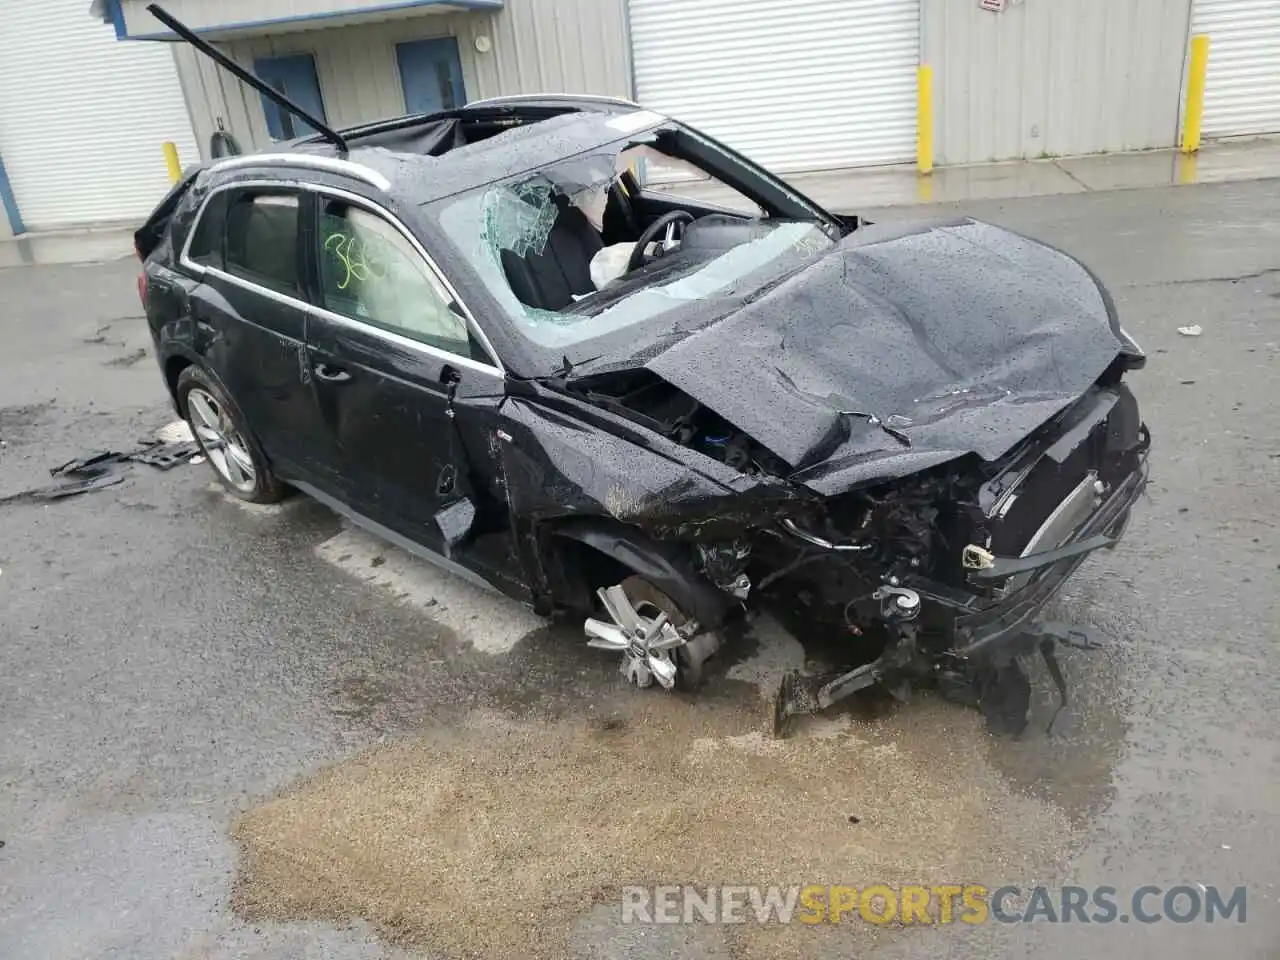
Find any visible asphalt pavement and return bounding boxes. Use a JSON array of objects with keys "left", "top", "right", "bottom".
[{"left": 1, "top": 178, "right": 1277, "bottom": 959}]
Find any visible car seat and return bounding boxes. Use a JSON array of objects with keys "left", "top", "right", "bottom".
[{"left": 500, "top": 192, "right": 603, "bottom": 311}]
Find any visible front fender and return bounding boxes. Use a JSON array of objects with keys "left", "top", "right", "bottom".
[{"left": 495, "top": 395, "right": 809, "bottom": 539}]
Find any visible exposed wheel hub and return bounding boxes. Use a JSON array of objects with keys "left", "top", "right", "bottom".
[{"left": 584, "top": 583, "right": 687, "bottom": 690}]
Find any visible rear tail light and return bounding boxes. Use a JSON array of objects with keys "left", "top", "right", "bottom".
[
  {"left": 137, "top": 270, "right": 148, "bottom": 308},
  {"left": 135, "top": 241, "right": 148, "bottom": 307}
]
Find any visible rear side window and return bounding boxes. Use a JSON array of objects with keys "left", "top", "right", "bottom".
[
  {"left": 224, "top": 190, "right": 301, "bottom": 295},
  {"left": 185, "top": 191, "right": 228, "bottom": 269}
]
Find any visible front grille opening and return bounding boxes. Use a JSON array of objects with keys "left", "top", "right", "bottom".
[{"left": 990, "top": 427, "right": 1103, "bottom": 556}]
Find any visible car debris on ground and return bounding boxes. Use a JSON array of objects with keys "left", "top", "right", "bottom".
[{"left": 0, "top": 421, "right": 200, "bottom": 505}]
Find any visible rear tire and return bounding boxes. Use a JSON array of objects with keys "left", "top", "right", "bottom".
[{"left": 176, "top": 365, "right": 284, "bottom": 504}]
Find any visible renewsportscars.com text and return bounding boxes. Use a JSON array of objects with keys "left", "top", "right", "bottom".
[{"left": 621, "top": 884, "right": 1248, "bottom": 926}]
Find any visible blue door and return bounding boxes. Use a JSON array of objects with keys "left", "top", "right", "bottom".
[
  {"left": 396, "top": 38, "right": 466, "bottom": 114},
  {"left": 254, "top": 54, "right": 327, "bottom": 140}
]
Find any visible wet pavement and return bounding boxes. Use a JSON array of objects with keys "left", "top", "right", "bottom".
[
  {"left": 0, "top": 227, "right": 139, "bottom": 269},
  {"left": 798, "top": 134, "right": 1280, "bottom": 210},
  {"left": 1, "top": 178, "right": 1279, "bottom": 959}
]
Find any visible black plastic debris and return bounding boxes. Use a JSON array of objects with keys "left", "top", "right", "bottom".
[
  {"left": 49, "top": 451, "right": 130, "bottom": 476},
  {"left": 132, "top": 441, "right": 199, "bottom": 470},
  {"left": 39, "top": 473, "right": 127, "bottom": 500},
  {"left": 1, "top": 453, "right": 128, "bottom": 505},
  {"left": 0, "top": 435, "right": 201, "bottom": 506}
]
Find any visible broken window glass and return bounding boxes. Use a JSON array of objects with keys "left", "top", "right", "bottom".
[
  {"left": 481, "top": 181, "right": 561, "bottom": 259},
  {"left": 432, "top": 134, "right": 836, "bottom": 352}
]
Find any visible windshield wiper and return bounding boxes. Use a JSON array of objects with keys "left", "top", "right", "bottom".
[{"left": 513, "top": 353, "right": 604, "bottom": 386}]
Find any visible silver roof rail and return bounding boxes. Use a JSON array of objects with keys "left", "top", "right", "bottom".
[
  {"left": 209, "top": 153, "right": 391, "bottom": 192},
  {"left": 464, "top": 93, "right": 642, "bottom": 109}
]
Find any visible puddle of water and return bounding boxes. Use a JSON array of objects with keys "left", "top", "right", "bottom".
[
  {"left": 232, "top": 696, "right": 1074, "bottom": 960},
  {"left": 725, "top": 614, "right": 807, "bottom": 700}
]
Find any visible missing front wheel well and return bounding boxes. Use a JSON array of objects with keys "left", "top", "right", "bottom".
[
  {"left": 544, "top": 519, "right": 739, "bottom": 628},
  {"left": 548, "top": 537, "right": 636, "bottom": 614}
]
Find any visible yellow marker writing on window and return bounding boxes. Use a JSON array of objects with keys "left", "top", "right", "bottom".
[{"left": 324, "top": 231, "right": 394, "bottom": 291}]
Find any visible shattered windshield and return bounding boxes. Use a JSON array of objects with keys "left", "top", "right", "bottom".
[{"left": 430, "top": 128, "right": 836, "bottom": 361}]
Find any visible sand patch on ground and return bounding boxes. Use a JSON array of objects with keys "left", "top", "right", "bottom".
[{"left": 231, "top": 697, "right": 1073, "bottom": 959}]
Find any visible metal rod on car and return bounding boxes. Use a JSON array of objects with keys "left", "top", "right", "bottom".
[
  {"left": 780, "top": 519, "right": 874, "bottom": 552},
  {"left": 145, "top": 4, "right": 350, "bottom": 155}
]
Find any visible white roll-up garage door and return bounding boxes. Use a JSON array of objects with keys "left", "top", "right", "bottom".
[
  {"left": 628, "top": 0, "right": 920, "bottom": 173},
  {"left": 0, "top": 0, "right": 198, "bottom": 231},
  {"left": 1192, "top": 0, "right": 1280, "bottom": 138}
]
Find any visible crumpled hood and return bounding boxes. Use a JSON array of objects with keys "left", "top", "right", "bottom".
[{"left": 643, "top": 218, "right": 1128, "bottom": 495}]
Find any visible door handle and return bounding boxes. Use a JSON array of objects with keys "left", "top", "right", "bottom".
[{"left": 314, "top": 363, "right": 352, "bottom": 383}]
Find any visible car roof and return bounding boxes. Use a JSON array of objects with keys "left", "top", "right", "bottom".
[{"left": 199, "top": 99, "right": 667, "bottom": 206}]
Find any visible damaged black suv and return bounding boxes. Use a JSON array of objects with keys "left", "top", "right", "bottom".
[{"left": 137, "top": 83, "right": 1149, "bottom": 733}]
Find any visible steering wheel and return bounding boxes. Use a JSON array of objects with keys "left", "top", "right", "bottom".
[{"left": 628, "top": 211, "right": 695, "bottom": 272}]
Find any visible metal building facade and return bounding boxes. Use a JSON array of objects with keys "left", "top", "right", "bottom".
[
  {"left": 166, "top": 0, "right": 632, "bottom": 159},
  {"left": 922, "top": 0, "right": 1195, "bottom": 166},
  {"left": 628, "top": 0, "right": 921, "bottom": 173},
  {"left": 2, "top": 0, "right": 1265, "bottom": 236},
  {"left": 118, "top": 0, "right": 1277, "bottom": 175},
  {"left": 0, "top": 0, "right": 196, "bottom": 233}
]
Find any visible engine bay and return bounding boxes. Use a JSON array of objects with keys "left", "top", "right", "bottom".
[{"left": 571, "top": 369, "right": 790, "bottom": 476}]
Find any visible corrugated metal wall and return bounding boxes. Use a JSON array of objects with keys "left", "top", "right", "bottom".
[
  {"left": 922, "top": 0, "right": 1193, "bottom": 165},
  {"left": 1192, "top": 0, "right": 1280, "bottom": 138},
  {"left": 0, "top": 0, "right": 197, "bottom": 229},
  {"left": 173, "top": 0, "right": 630, "bottom": 159},
  {"left": 629, "top": 0, "right": 920, "bottom": 172}
]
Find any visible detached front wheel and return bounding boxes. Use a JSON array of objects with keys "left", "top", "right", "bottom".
[
  {"left": 585, "top": 575, "right": 723, "bottom": 690},
  {"left": 177, "top": 366, "right": 284, "bottom": 504}
]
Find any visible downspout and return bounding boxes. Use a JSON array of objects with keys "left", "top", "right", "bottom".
[
  {"left": 622, "top": 0, "right": 638, "bottom": 102},
  {"left": 0, "top": 152, "right": 25, "bottom": 238}
]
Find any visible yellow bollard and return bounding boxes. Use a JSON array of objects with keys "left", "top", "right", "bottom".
[
  {"left": 1178, "top": 151, "right": 1199, "bottom": 185},
  {"left": 1181, "top": 35, "right": 1211, "bottom": 154},
  {"left": 162, "top": 141, "right": 182, "bottom": 184},
  {"left": 917, "top": 65, "right": 934, "bottom": 175}
]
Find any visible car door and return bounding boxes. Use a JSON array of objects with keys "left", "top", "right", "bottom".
[
  {"left": 182, "top": 183, "right": 333, "bottom": 483},
  {"left": 304, "top": 190, "right": 506, "bottom": 559}
]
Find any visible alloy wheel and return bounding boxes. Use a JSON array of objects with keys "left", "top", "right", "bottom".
[
  {"left": 585, "top": 583, "right": 687, "bottom": 689},
  {"left": 186, "top": 387, "right": 257, "bottom": 494}
]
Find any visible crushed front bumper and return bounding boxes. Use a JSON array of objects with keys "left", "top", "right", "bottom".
[
  {"left": 918, "top": 450, "right": 1150, "bottom": 658},
  {"left": 774, "top": 442, "right": 1150, "bottom": 734}
]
